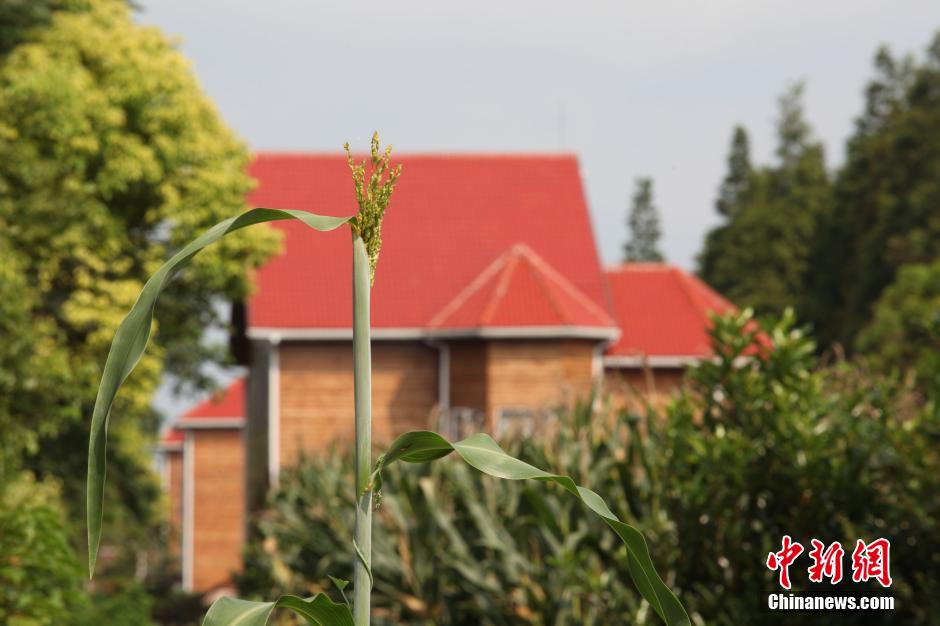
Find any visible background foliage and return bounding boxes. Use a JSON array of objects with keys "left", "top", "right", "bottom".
[
  {"left": 239, "top": 312, "right": 940, "bottom": 625},
  {"left": 0, "top": 0, "right": 278, "bottom": 621},
  {"left": 699, "top": 31, "right": 940, "bottom": 361}
]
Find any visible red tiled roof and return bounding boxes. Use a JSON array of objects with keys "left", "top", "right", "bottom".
[
  {"left": 158, "top": 427, "right": 184, "bottom": 448},
  {"left": 179, "top": 378, "right": 244, "bottom": 422},
  {"left": 429, "top": 243, "right": 616, "bottom": 332},
  {"left": 604, "top": 264, "right": 735, "bottom": 359},
  {"left": 246, "top": 154, "right": 611, "bottom": 334}
]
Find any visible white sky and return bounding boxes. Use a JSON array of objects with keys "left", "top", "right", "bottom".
[
  {"left": 138, "top": 0, "right": 940, "bottom": 270},
  {"left": 138, "top": 0, "right": 940, "bottom": 414}
]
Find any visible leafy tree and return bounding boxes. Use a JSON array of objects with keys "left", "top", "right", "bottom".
[
  {"left": 856, "top": 259, "right": 940, "bottom": 401},
  {"left": 807, "top": 33, "right": 940, "bottom": 350},
  {"left": 0, "top": 0, "right": 279, "bottom": 590},
  {"left": 698, "top": 84, "right": 831, "bottom": 314},
  {"left": 0, "top": 472, "right": 156, "bottom": 626},
  {"left": 658, "top": 310, "right": 939, "bottom": 624},
  {"left": 624, "top": 177, "right": 664, "bottom": 262}
]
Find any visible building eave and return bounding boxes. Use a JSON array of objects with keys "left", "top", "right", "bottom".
[
  {"left": 603, "top": 355, "right": 704, "bottom": 368},
  {"left": 176, "top": 418, "right": 244, "bottom": 429},
  {"left": 247, "top": 326, "right": 620, "bottom": 342}
]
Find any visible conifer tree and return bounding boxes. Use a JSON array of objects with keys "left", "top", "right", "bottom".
[
  {"left": 697, "top": 83, "right": 830, "bottom": 314},
  {"left": 807, "top": 34, "right": 940, "bottom": 350},
  {"left": 624, "top": 177, "right": 665, "bottom": 262},
  {"left": 716, "top": 126, "right": 752, "bottom": 218}
]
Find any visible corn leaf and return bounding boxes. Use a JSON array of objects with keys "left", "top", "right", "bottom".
[
  {"left": 373, "top": 430, "right": 691, "bottom": 626},
  {"left": 203, "top": 594, "right": 354, "bottom": 626},
  {"left": 86, "top": 208, "right": 351, "bottom": 577}
]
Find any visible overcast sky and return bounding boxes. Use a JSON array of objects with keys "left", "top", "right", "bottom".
[
  {"left": 138, "top": 0, "right": 940, "bottom": 270},
  {"left": 140, "top": 1, "right": 940, "bottom": 414}
]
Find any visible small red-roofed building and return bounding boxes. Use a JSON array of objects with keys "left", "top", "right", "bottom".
[
  {"left": 158, "top": 152, "right": 737, "bottom": 591},
  {"left": 156, "top": 428, "right": 184, "bottom": 557},
  {"left": 157, "top": 380, "right": 245, "bottom": 593}
]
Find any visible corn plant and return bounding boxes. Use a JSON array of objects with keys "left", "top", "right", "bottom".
[{"left": 84, "top": 133, "right": 689, "bottom": 625}]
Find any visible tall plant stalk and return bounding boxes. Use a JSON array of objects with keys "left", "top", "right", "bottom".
[{"left": 351, "top": 233, "right": 373, "bottom": 626}]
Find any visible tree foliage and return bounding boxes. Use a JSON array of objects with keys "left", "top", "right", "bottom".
[
  {"left": 240, "top": 312, "right": 940, "bottom": 625},
  {"left": 0, "top": 0, "right": 279, "bottom": 618},
  {"left": 0, "top": 0, "right": 278, "bottom": 518},
  {"left": 856, "top": 259, "right": 940, "bottom": 402},
  {"left": 698, "top": 84, "right": 831, "bottom": 314},
  {"left": 806, "top": 33, "right": 940, "bottom": 349},
  {"left": 624, "top": 177, "right": 664, "bottom": 262}
]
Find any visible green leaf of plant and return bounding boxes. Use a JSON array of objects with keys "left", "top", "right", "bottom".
[
  {"left": 202, "top": 593, "right": 354, "bottom": 626},
  {"left": 373, "top": 430, "right": 691, "bottom": 626},
  {"left": 86, "top": 208, "right": 351, "bottom": 577}
]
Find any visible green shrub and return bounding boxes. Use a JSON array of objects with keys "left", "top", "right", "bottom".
[
  {"left": 657, "top": 309, "right": 940, "bottom": 624},
  {"left": 0, "top": 473, "right": 86, "bottom": 626},
  {"left": 240, "top": 310, "right": 940, "bottom": 625},
  {"left": 0, "top": 472, "right": 157, "bottom": 626}
]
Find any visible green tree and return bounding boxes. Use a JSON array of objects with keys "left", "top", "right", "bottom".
[
  {"left": 0, "top": 0, "right": 278, "bottom": 571},
  {"left": 698, "top": 84, "right": 831, "bottom": 313},
  {"left": 716, "top": 126, "right": 752, "bottom": 218},
  {"left": 624, "top": 177, "right": 664, "bottom": 262},
  {"left": 856, "top": 259, "right": 940, "bottom": 401},
  {"left": 698, "top": 126, "right": 752, "bottom": 283},
  {"left": 806, "top": 33, "right": 940, "bottom": 350}
]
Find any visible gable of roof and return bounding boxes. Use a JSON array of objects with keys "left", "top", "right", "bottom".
[
  {"left": 245, "top": 154, "right": 612, "bottom": 337},
  {"left": 176, "top": 378, "right": 245, "bottom": 428},
  {"left": 604, "top": 264, "right": 735, "bottom": 363},
  {"left": 428, "top": 243, "right": 617, "bottom": 338}
]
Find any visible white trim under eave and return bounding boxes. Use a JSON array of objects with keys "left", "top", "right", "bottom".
[
  {"left": 182, "top": 431, "right": 195, "bottom": 592},
  {"left": 603, "top": 355, "right": 703, "bottom": 368},
  {"left": 248, "top": 325, "right": 620, "bottom": 342},
  {"left": 267, "top": 338, "right": 281, "bottom": 488},
  {"left": 175, "top": 418, "right": 244, "bottom": 429}
]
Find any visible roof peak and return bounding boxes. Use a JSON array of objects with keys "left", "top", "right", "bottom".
[{"left": 429, "top": 242, "right": 616, "bottom": 331}]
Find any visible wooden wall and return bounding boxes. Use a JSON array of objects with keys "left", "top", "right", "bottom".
[
  {"left": 164, "top": 451, "right": 183, "bottom": 556},
  {"left": 191, "top": 429, "right": 244, "bottom": 592},
  {"left": 278, "top": 341, "right": 438, "bottom": 466},
  {"left": 483, "top": 339, "right": 596, "bottom": 428}
]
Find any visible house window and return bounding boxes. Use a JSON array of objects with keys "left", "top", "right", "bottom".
[{"left": 439, "top": 406, "right": 485, "bottom": 440}]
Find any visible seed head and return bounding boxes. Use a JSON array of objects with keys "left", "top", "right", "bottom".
[{"left": 346, "top": 132, "right": 402, "bottom": 285}]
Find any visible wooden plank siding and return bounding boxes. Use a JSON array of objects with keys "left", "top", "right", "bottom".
[
  {"left": 191, "top": 429, "right": 244, "bottom": 591},
  {"left": 483, "top": 339, "right": 597, "bottom": 428},
  {"left": 164, "top": 451, "right": 183, "bottom": 556}
]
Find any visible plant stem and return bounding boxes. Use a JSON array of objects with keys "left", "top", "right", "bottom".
[{"left": 352, "top": 233, "right": 373, "bottom": 626}]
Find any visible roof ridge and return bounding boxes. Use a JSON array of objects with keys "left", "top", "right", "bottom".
[
  {"left": 427, "top": 249, "right": 512, "bottom": 328},
  {"left": 481, "top": 251, "right": 521, "bottom": 325},
  {"left": 671, "top": 267, "right": 719, "bottom": 329},
  {"left": 518, "top": 245, "right": 616, "bottom": 326},
  {"left": 520, "top": 250, "right": 568, "bottom": 324}
]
